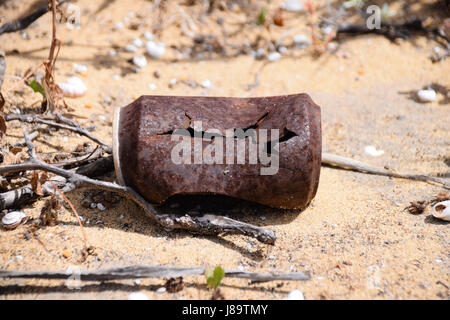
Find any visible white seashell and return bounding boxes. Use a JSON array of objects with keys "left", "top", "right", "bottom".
[
  {"left": 200, "top": 79, "right": 212, "bottom": 89},
  {"left": 432, "top": 200, "right": 450, "bottom": 221},
  {"left": 293, "top": 34, "right": 311, "bottom": 47},
  {"left": 114, "top": 22, "right": 124, "bottom": 30},
  {"left": 284, "top": 289, "right": 305, "bottom": 300},
  {"left": 128, "top": 292, "right": 149, "bottom": 300},
  {"left": 146, "top": 41, "right": 165, "bottom": 59},
  {"left": 278, "top": 46, "right": 288, "bottom": 54},
  {"left": 133, "top": 55, "right": 147, "bottom": 68},
  {"left": 364, "top": 145, "right": 384, "bottom": 157},
  {"left": 125, "top": 44, "right": 137, "bottom": 53},
  {"left": 156, "top": 287, "right": 166, "bottom": 293},
  {"left": 97, "top": 203, "right": 106, "bottom": 211},
  {"left": 417, "top": 89, "right": 436, "bottom": 103},
  {"left": 132, "top": 38, "right": 143, "bottom": 48},
  {"left": 144, "top": 31, "right": 154, "bottom": 41},
  {"left": 73, "top": 63, "right": 88, "bottom": 73},
  {"left": 58, "top": 77, "right": 87, "bottom": 98},
  {"left": 268, "top": 52, "right": 281, "bottom": 62},
  {"left": 2, "top": 211, "right": 28, "bottom": 229},
  {"left": 282, "top": 0, "right": 304, "bottom": 12}
]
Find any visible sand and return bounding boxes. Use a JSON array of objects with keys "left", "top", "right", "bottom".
[{"left": 0, "top": 0, "right": 449, "bottom": 299}]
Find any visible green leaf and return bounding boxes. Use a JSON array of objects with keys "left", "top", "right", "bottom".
[
  {"left": 206, "top": 266, "right": 225, "bottom": 289},
  {"left": 257, "top": 8, "right": 267, "bottom": 25},
  {"left": 28, "top": 79, "right": 45, "bottom": 98}
]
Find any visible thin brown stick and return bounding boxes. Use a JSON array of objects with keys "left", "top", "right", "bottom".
[
  {"left": 5, "top": 113, "right": 112, "bottom": 153},
  {"left": 0, "top": 265, "right": 310, "bottom": 282}
]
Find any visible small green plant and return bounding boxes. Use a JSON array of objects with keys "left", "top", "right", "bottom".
[
  {"left": 257, "top": 8, "right": 267, "bottom": 25},
  {"left": 205, "top": 266, "right": 225, "bottom": 289},
  {"left": 28, "top": 79, "right": 46, "bottom": 98}
]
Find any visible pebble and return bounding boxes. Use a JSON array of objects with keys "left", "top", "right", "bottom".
[
  {"left": 268, "top": 52, "right": 281, "bottom": 62},
  {"left": 431, "top": 200, "right": 450, "bottom": 221},
  {"left": 125, "top": 44, "right": 138, "bottom": 53},
  {"left": 113, "top": 75, "right": 121, "bottom": 80},
  {"left": 156, "top": 287, "right": 166, "bottom": 293},
  {"left": 134, "top": 279, "right": 142, "bottom": 285},
  {"left": 260, "top": 215, "right": 266, "bottom": 221},
  {"left": 278, "top": 46, "right": 288, "bottom": 54},
  {"left": 169, "top": 78, "right": 178, "bottom": 87},
  {"left": 128, "top": 292, "right": 149, "bottom": 300},
  {"left": 144, "top": 31, "right": 154, "bottom": 41},
  {"left": 2, "top": 211, "right": 28, "bottom": 229},
  {"left": 97, "top": 203, "right": 106, "bottom": 211},
  {"left": 133, "top": 55, "right": 147, "bottom": 68},
  {"left": 90, "top": 203, "right": 97, "bottom": 209},
  {"left": 132, "top": 38, "right": 143, "bottom": 48},
  {"left": 285, "top": 289, "right": 305, "bottom": 300},
  {"left": 58, "top": 77, "right": 87, "bottom": 98},
  {"left": 293, "top": 34, "right": 311, "bottom": 47},
  {"left": 109, "top": 49, "right": 117, "bottom": 57},
  {"left": 146, "top": 41, "right": 165, "bottom": 59},
  {"left": 364, "top": 145, "right": 384, "bottom": 157},
  {"left": 282, "top": 0, "right": 304, "bottom": 12},
  {"left": 148, "top": 83, "right": 157, "bottom": 90},
  {"left": 62, "top": 250, "right": 72, "bottom": 259},
  {"left": 417, "top": 89, "right": 436, "bottom": 103},
  {"left": 113, "top": 22, "right": 124, "bottom": 30},
  {"left": 200, "top": 79, "right": 212, "bottom": 89},
  {"left": 73, "top": 63, "right": 88, "bottom": 73}
]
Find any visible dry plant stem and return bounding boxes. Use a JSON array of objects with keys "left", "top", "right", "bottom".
[
  {"left": 5, "top": 113, "right": 112, "bottom": 153},
  {"left": 0, "top": 131, "right": 276, "bottom": 244},
  {"left": 322, "top": 152, "right": 450, "bottom": 189},
  {"left": 0, "top": 265, "right": 310, "bottom": 282}
]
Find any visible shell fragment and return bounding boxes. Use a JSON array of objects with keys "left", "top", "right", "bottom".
[{"left": 2, "top": 211, "right": 28, "bottom": 229}]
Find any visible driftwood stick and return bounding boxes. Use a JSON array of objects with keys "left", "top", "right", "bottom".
[
  {"left": 322, "top": 152, "right": 450, "bottom": 189},
  {"left": 0, "top": 131, "right": 277, "bottom": 244},
  {"left": 0, "top": 0, "right": 70, "bottom": 35},
  {"left": 0, "top": 265, "right": 310, "bottom": 282},
  {"left": 5, "top": 114, "right": 112, "bottom": 153}
]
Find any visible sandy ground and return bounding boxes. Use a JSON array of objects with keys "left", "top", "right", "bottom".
[{"left": 0, "top": 0, "right": 449, "bottom": 299}]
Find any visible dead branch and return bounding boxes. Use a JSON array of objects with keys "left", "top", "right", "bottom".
[
  {"left": 0, "top": 0, "right": 70, "bottom": 36},
  {"left": 322, "top": 152, "right": 450, "bottom": 189},
  {"left": 0, "top": 265, "right": 310, "bottom": 282},
  {"left": 0, "top": 130, "right": 276, "bottom": 244},
  {"left": 5, "top": 113, "right": 112, "bottom": 153}
]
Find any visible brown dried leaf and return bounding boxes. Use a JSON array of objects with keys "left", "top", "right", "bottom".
[
  {"left": 273, "top": 8, "right": 284, "bottom": 27},
  {"left": 40, "top": 196, "right": 61, "bottom": 226},
  {"left": 31, "top": 171, "right": 43, "bottom": 196},
  {"left": 0, "top": 115, "right": 5, "bottom": 138},
  {"left": 164, "top": 277, "right": 185, "bottom": 293},
  {"left": 2, "top": 147, "right": 24, "bottom": 165},
  {"left": 0, "top": 92, "right": 4, "bottom": 112}
]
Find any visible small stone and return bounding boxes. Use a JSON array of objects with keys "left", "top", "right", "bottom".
[
  {"left": 144, "top": 31, "right": 154, "bottom": 41},
  {"left": 146, "top": 41, "right": 165, "bottom": 59},
  {"left": 128, "top": 292, "right": 149, "bottom": 300},
  {"left": 58, "top": 77, "right": 87, "bottom": 98},
  {"left": 113, "top": 75, "right": 121, "bottom": 80},
  {"left": 73, "top": 63, "right": 88, "bottom": 73},
  {"left": 132, "top": 38, "right": 143, "bottom": 48},
  {"left": 268, "top": 52, "right": 281, "bottom": 62},
  {"left": 169, "top": 78, "right": 177, "bottom": 87},
  {"left": 364, "top": 145, "right": 384, "bottom": 157},
  {"left": 125, "top": 44, "right": 138, "bottom": 53},
  {"left": 97, "top": 203, "right": 106, "bottom": 211},
  {"left": 134, "top": 279, "right": 142, "bottom": 285},
  {"left": 200, "top": 79, "right": 212, "bottom": 89},
  {"left": 148, "top": 83, "right": 157, "bottom": 90},
  {"left": 114, "top": 22, "right": 124, "bottom": 30},
  {"left": 109, "top": 49, "right": 117, "bottom": 57},
  {"left": 133, "top": 55, "right": 147, "bottom": 68},
  {"left": 260, "top": 215, "right": 266, "bottom": 221},
  {"left": 285, "top": 289, "right": 304, "bottom": 300},
  {"left": 62, "top": 250, "right": 72, "bottom": 259},
  {"left": 282, "top": 0, "right": 304, "bottom": 12},
  {"left": 278, "top": 46, "right": 288, "bottom": 54},
  {"left": 90, "top": 203, "right": 97, "bottom": 209},
  {"left": 417, "top": 89, "right": 436, "bottom": 103},
  {"left": 156, "top": 287, "right": 166, "bottom": 293}
]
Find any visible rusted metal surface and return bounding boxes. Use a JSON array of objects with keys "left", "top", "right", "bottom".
[{"left": 113, "top": 94, "right": 321, "bottom": 210}]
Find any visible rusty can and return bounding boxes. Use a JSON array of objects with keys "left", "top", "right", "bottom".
[{"left": 113, "top": 94, "right": 321, "bottom": 209}]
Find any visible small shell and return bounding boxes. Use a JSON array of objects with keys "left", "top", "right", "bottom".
[
  {"left": 364, "top": 145, "right": 384, "bottom": 157},
  {"left": 284, "top": 289, "right": 305, "bottom": 300},
  {"left": 268, "top": 52, "right": 281, "bottom": 62},
  {"left": 2, "top": 211, "right": 28, "bottom": 229},
  {"left": 58, "top": 77, "right": 87, "bottom": 98},
  {"left": 432, "top": 200, "right": 450, "bottom": 221},
  {"left": 133, "top": 55, "right": 147, "bottom": 68},
  {"left": 146, "top": 41, "right": 165, "bottom": 59},
  {"left": 417, "top": 89, "right": 436, "bottom": 103}
]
